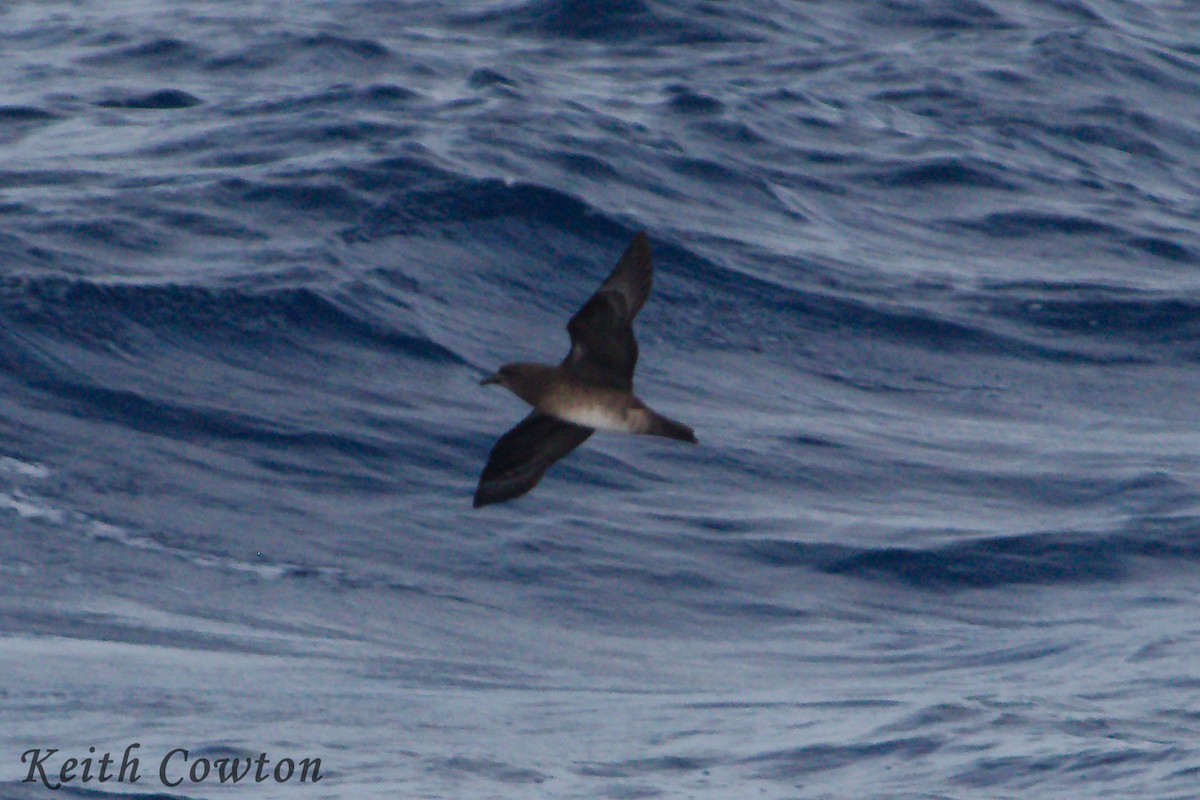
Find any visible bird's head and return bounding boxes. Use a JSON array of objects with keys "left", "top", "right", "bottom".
[
  {"left": 480, "top": 363, "right": 553, "bottom": 404},
  {"left": 480, "top": 363, "right": 516, "bottom": 388}
]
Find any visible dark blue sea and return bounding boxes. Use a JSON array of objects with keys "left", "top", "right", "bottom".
[{"left": 3, "top": 1, "right": 1200, "bottom": 798}]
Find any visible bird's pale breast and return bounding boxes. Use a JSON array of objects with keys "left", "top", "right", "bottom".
[{"left": 539, "top": 386, "right": 636, "bottom": 433}]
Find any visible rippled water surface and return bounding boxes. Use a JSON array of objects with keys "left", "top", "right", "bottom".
[{"left": 3, "top": 1, "right": 1200, "bottom": 798}]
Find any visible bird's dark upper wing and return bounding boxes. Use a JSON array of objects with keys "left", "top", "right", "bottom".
[
  {"left": 562, "top": 232, "right": 653, "bottom": 391},
  {"left": 473, "top": 412, "right": 594, "bottom": 507}
]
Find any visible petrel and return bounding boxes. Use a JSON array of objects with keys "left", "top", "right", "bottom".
[{"left": 474, "top": 232, "right": 696, "bottom": 507}]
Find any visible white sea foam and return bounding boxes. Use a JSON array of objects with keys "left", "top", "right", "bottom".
[{"left": 0, "top": 455, "right": 51, "bottom": 480}]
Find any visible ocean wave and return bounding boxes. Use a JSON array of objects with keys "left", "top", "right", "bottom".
[
  {"left": 0, "top": 275, "right": 452, "bottom": 357},
  {"left": 855, "top": 156, "right": 1021, "bottom": 190},
  {"left": 96, "top": 88, "right": 203, "bottom": 110},
  {"left": 738, "top": 519, "right": 1200, "bottom": 589},
  {"left": 460, "top": 0, "right": 736, "bottom": 45},
  {"left": 342, "top": 178, "right": 629, "bottom": 242},
  {"left": 982, "top": 285, "right": 1200, "bottom": 362}
]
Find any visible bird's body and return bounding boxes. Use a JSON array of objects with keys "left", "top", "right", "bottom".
[
  {"left": 492, "top": 363, "right": 654, "bottom": 434},
  {"left": 533, "top": 375, "right": 638, "bottom": 433},
  {"left": 474, "top": 232, "right": 696, "bottom": 507}
]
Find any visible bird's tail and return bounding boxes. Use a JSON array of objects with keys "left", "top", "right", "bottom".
[{"left": 644, "top": 411, "right": 697, "bottom": 444}]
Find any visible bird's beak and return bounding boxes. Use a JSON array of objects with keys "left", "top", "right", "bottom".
[{"left": 480, "top": 373, "right": 500, "bottom": 386}]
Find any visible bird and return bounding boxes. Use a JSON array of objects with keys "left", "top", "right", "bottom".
[{"left": 474, "top": 232, "right": 696, "bottom": 507}]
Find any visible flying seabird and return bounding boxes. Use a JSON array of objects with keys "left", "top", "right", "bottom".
[{"left": 474, "top": 232, "right": 696, "bottom": 507}]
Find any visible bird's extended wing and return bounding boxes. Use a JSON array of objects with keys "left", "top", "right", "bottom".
[
  {"left": 473, "top": 412, "right": 594, "bottom": 507},
  {"left": 562, "top": 232, "right": 653, "bottom": 391}
]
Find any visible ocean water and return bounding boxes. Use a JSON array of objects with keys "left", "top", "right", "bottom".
[{"left": 2, "top": 1, "right": 1200, "bottom": 797}]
